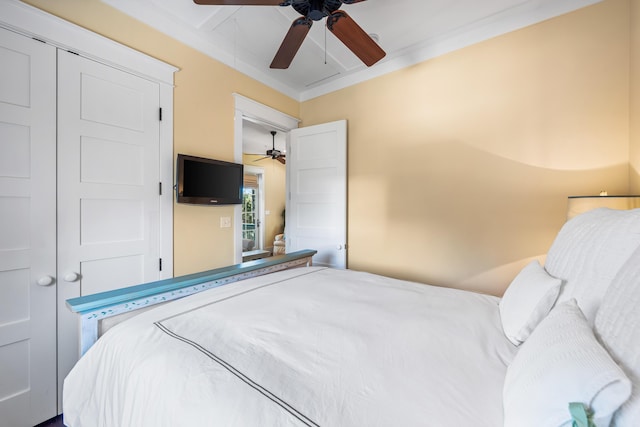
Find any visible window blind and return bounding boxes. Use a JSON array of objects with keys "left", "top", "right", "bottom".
[{"left": 244, "top": 174, "right": 258, "bottom": 188}]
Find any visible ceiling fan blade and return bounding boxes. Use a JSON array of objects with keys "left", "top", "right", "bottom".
[
  {"left": 341, "top": 0, "right": 368, "bottom": 3},
  {"left": 194, "top": 0, "right": 283, "bottom": 5},
  {"left": 270, "top": 17, "right": 312, "bottom": 69},
  {"left": 327, "top": 10, "right": 385, "bottom": 67},
  {"left": 276, "top": 156, "right": 286, "bottom": 165},
  {"left": 254, "top": 156, "right": 270, "bottom": 162}
]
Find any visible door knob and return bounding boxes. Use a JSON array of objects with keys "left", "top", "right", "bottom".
[
  {"left": 64, "top": 272, "right": 80, "bottom": 282},
  {"left": 37, "top": 276, "right": 54, "bottom": 286}
]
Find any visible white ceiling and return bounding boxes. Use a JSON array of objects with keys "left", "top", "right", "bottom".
[{"left": 102, "top": 0, "right": 600, "bottom": 102}]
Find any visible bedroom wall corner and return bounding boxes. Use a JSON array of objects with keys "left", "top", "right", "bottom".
[
  {"left": 300, "top": 0, "right": 630, "bottom": 296},
  {"left": 21, "top": 0, "right": 300, "bottom": 276},
  {"left": 631, "top": 0, "right": 640, "bottom": 193}
]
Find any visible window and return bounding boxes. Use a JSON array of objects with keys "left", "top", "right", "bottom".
[{"left": 242, "top": 174, "right": 259, "bottom": 250}]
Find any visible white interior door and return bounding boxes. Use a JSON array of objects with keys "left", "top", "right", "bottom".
[
  {"left": 56, "top": 50, "right": 163, "bottom": 405},
  {"left": 286, "top": 120, "right": 347, "bottom": 268},
  {"left": 0, "top": 28, "right": 57, "bottom": 426}
]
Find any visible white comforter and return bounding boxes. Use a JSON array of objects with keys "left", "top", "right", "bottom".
[{"left": 63, "top": 267, "right": 516, "bottom": 427}]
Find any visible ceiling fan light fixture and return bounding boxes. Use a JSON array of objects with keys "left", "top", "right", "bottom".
[
  {"left": 308, "top": 0, "right": 326, "bottom": 21},
  {"left": 255, "top": 130, "right": 286, "bottom": 164}
]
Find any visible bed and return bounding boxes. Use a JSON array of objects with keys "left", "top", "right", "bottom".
[{"left": 63, "top": 207, "right": 640, "bottom": 427}]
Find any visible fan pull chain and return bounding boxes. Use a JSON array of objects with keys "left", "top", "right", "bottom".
[{"left": 324, "top": 23, "right": 327, "bottom": 65}]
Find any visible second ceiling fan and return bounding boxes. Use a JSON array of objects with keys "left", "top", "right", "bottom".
[
  {"left": 193, "top": 0, "right": 386, "bottom": 69},
  {"left": 255, "top": 130, "right": 286, "bottom": 164}
]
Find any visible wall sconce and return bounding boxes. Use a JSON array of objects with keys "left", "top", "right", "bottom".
[{"left": 567, "top": 195, "right": 640, "bottom": 220}]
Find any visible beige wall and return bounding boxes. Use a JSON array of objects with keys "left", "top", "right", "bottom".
[
  {"left": 301, "top": 0, "right": 631, "bottom": 295},
  {"left": 242, "top": 154, "right": 287, "bottom": 249},
  {"left": 632, "top": 0, "right": 640, "bottom": 192},
  {"left": 23, "top": 0, "right": 299, "bottom": 276}
]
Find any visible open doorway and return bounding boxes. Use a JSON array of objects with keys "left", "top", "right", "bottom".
[
  {"left": 233, "top": 94, "right": 300, "bottom": 264},
  {"left": 241, "top": 121, "right": 287, "bottom": 261},
  {"left": 233, "top": 95, "right": 348, "bottom": 269}
]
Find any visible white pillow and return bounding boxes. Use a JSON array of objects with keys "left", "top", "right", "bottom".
[
  {"left": 545, "top": 207, "right": 640, "bottom": 323},
  {"left": 595, "top": 244, "right": 640, "bottom": 425},
  {"left": 503, "top": 299, "right": 631, "bottom": 427},
  {"left": 499, "top": 260, "right": 562, "bottom": 345}
]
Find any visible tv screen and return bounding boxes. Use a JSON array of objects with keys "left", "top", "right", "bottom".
[{"left": 176, "top": 154, "right": 243, "bottom": 205}]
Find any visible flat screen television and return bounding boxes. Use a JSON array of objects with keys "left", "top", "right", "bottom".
[{"left": 176, "top": 154, "right": 243, "bottom": 205}]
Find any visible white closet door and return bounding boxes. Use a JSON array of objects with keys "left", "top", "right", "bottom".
[
  {"left": 0, "top": 28, "right": 57, "bottom": 426},
  {"left": 56, "top": 50, "right": 162, "bottom": 402}
]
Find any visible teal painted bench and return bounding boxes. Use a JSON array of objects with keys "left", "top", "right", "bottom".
[{"left": 67, "top": 249, "right": 317, "bottom": 355}]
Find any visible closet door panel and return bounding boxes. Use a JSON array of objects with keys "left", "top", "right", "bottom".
[
  {"left": 56, "top": 50, "right": 162, "bottom": 403},
  {"left": 0, "top": 28, "right": 57, "bottom": 426}
]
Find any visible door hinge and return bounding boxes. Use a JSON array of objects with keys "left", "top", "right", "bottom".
[
  {"left": 159, "top": 108, "right": 163, "bottom": 121},
  {"left": 159, "top": 182, "right": 162, "bottom": 195},
  {"left": 159, "top": 258, "right": 163, "bottom": 271}
]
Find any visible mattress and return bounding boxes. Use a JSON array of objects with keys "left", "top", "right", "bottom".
[{"left": 63, "top": 267, "right": 516, "bottom": 426}]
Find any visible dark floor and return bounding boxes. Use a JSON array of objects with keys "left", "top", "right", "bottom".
[{"left": 34, "top": 415, "right": 64, "bottom": 427}]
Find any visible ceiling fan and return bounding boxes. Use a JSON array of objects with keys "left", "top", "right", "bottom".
[
  {"left": 193, "top": 0, "right": 386, "bottom": 69},
  {"left": 255, "top": 130, "right": 286, "bottom": 164}
]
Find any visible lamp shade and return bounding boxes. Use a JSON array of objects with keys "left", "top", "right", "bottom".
[{"left": 567, "top": 196, "right": 640, "bottom": 220}]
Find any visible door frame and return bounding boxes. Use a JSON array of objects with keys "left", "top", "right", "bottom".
[{"left": 233, "top": 94, "right": 300, "bottom": 264}]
